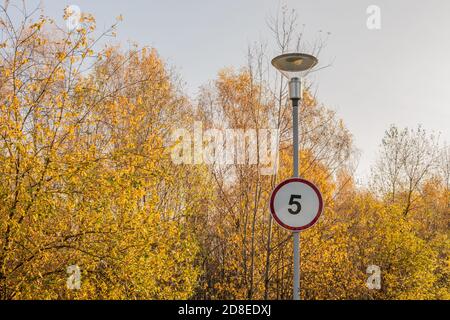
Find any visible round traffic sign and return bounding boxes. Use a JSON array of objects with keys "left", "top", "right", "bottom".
[{"left": 270, "top": 178, "right": 323, "bottom": 231}]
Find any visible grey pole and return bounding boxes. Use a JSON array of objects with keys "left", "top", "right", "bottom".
[{"left": 290, "top": 77, "right": 302, "bottom": 301}]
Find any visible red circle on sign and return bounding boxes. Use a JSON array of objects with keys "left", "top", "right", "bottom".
[{"left": 270, "top": 178, "right": 324, "bottom": 231}]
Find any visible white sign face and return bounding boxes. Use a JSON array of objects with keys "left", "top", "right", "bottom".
[{"left": 270, "top": 178, "right": 323, "bottom": 231}]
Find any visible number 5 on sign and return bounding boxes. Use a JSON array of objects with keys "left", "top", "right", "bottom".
[
  {"left": 288, "top": 195, "right": 302, "bottom": 215},
  {"left": 270, "top": 178, "right": 323, "bottom": 231}
]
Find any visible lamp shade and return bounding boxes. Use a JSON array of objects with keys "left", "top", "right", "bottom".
[{"left": 271, "top": 53, "right": 318, "bottom": 79}]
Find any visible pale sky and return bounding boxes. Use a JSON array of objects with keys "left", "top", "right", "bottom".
[{"left": 18, "top": 0, "right": 450, "bottom": 182}]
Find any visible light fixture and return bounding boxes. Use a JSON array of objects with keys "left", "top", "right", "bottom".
[
  {"left": 271, "top": 53, "right": 318, "bottom": 78},
  {"left": 272, "top": 53, "right": 318, "bottom": 100}
]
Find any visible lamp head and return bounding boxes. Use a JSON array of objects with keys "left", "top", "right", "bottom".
[{"left": 271, "top": 53, "right": 318, "bottom": 79}]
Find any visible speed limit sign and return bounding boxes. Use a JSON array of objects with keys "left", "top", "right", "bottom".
[{"left": 270, "top": 178, "right": 323, "bottom": 231}]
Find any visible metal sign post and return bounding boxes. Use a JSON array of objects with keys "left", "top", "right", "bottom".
[
  {"left": 271, "top": 53, "right": 323, "bottom": 301},
  {"left": 291, "top": 77, "right": 301, "bottom": 301}
]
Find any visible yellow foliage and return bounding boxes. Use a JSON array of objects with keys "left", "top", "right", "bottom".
[{"left": 0, "top": 6, "right": 447, "bottom": 301}]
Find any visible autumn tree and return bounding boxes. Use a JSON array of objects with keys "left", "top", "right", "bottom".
[
  {"left": 0, "top": 4, "right": 204, "bottom": 299},
  {"left": 192, "top": 5, "right": 355, "bottom": 299},
  {"left": 368, "top": 125, "right": 449, "bottom": 299},
  {"left": 0, "top": 2, "right": 447, "bottom": 301}
]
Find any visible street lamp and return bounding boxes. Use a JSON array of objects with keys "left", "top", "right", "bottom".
[
  {"left": 271, "top": 53, "right": 318, "bottom": 301},
  {"left": 272, "top": 53, "right": 318, "bottom": 100}
]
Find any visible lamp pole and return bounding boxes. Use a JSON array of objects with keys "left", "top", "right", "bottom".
[{"left": 290, "top": 77, "right": 302, "bottom": 300}]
